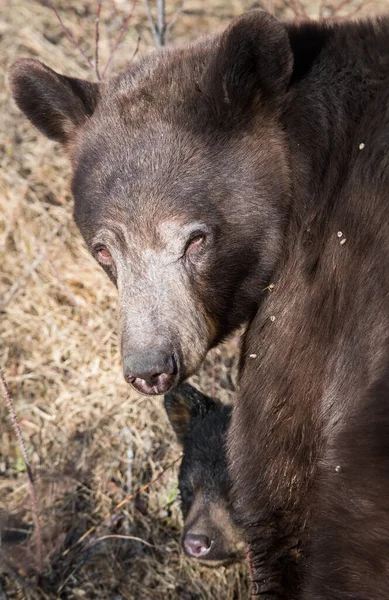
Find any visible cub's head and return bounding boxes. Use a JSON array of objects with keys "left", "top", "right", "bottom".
[
  {"left": 164, "top": 383, "right": 245, "bottom": 565},
  {"left": 10, "top": 11, "right": 293, "bottom": 394}
]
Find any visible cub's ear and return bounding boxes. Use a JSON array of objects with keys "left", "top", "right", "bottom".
[
  {"left": 9, "top": 58, "right": 100, "bottom": 144},
  {"left": 204, "top": 10, "right": 293, "bottom": 115},
  {"left": 164, "top": 383, "right": 220, "bottom": 445}
]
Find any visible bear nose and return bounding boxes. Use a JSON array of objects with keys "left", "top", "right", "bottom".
[
  {"left": 184, "top": 533, "right": 212, "bottom": 558},
  {"left": 123, "top": 349, "right": 176, "bottom": 394}
]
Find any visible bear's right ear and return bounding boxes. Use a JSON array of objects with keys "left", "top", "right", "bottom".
[
  {"left": 9, "top": 59, "right": 100, "bottom": 145},
  {"left": 203, "top": 10, "right": 293, "bottom": 116},
  {"left": 164, "top": 383, "right": 220, "bottom": 445}
]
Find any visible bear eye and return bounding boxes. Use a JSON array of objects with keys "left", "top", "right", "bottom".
[
  {"left": 184, "top": 232, "right": 206, "bottom": 256},
  {"left": 95, "top": 246, "right": 114, "bottom": 266}
]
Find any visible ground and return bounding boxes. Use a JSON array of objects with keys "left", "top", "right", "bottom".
[{"left": 0, "top": 0, "right": 385, "bottom": 598}]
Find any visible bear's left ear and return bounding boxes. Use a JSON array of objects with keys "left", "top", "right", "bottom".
[
  {"left": 203, "top": 10, "right": 293, "bottom": 116},
  {"left": 164, "top": 383, "right": 220, "bottom": 445},
  {"left": 9, "top": 58, "right": 100, "bottom": 145}
]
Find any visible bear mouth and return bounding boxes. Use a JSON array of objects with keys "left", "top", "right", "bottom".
[
  {"left": 129, "top": 376, "right": 175, "bottom": 395},
  {"left": 129, "top": 354, "right": 180, "bottom": 396}
]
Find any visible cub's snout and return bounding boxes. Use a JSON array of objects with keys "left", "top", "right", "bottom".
[{"left": 164, "top": 383, "right": 246, "bottom": 565}]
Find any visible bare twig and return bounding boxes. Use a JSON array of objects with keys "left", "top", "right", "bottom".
[
  {"left": 319, "top": 0, "right": 327, "bottom": 18},
  {"left": 289, "top": 0, "right": 308, "bottom": 18},
  {"left": 90, "top": 534, "right": 154, "bottom": 548},
  {"left": 320, "top": 0, "right": 370, "bottom": 18},
  {"left": 341, "top": 0, "right": 372, "bottom": 18},
  {"left": 157, "top": 0, "right": 166, "bottom": 47},
  {"left": 102, "top": 0, "right": 138, "bottom": 78},
  {"left": 126, "top": 432, "right": 134, "bottom": 499},
  {"left": 47, "top": 0, "right": 139, "bottom": 79},
  {"left": 131, "top": 34, "right": 142, "bottom": 61},
  {"left": 165, "top": 1, "right": 184, "bottom": 41},
  {"left": 145, "top": 0, "right": 184, "bottom": 47},
  {"left": 95, "top": 0, "right": 103, "bottom": 81},
  {"left": 0, "top": 371, "right": 43, "bottom": 574},
  {"left": 62, "top": 453, "right": 182, "bottom": 557},
  {"left": 45, "top": 1, "right": 94, "bottom": 71},
  {"left": 144, "top": 0, "right": 158, "bottom": 46},
  {"left": 328, "top": 0, "right": 371, "bottom": 17},
  {"left": 0, "top": 222, "right": 63, "bottom": 309},
  {"left": 144, "top": 0, "right": 163, "bottom": 47},
  {"left": 120, "top": 426, "right": 134, "bottom": 535},
  {"left": 329, "top": 0, "right": 355, "bottom": 13}
]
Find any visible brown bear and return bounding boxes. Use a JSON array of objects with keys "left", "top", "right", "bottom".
[{"left": 9, "top": 10, "right": 389, "bottom": 599}]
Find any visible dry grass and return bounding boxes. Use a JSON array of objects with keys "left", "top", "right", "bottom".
[{"left": 0, "top": 0, "right": 386, "bottom": 598}]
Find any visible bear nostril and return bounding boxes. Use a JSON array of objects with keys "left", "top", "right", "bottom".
[
  {"left": 123, "top": 352, "right": 177, "bottom": 389},
  {"left": 184, "top": 533, "right": 212, "bottom": 558}
]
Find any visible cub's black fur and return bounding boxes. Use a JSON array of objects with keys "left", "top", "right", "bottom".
[{"left": 164, "top": 383, "right": 245, "bottom": 565}]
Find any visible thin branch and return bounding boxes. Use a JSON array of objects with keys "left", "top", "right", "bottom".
[
  {"left": 156, "top": 0, "right": 166, "bottom": 47},
  {"left": 144, "top": 0, "right": 159, "bottom": 47},
  {"left": 90, "top": 534, "right": 154, "bottom": 548},
  {"left": 165, "top": 1, "right": 184, "bottom": 41},
  {"left": 111, "top": 453, "right": 181, "bottom": 513},
  {"left": 146, "top": 0, "right": 180, "bottom": 48},
  {"left": 45, "top": 1, "right": 94, "bottom": 71},
  {"left": 62, "top": 453, "right": 182, "bottom": 557},
  {"left": 0, "top": 371, "right": 43, "bottom": 574},
  {"left": 289, "top": 0, "right": 308, "bottom": 18},
  {"left": 102, "top": 0, "right": 138, "bottom": 78},
  {"left": 95, "top": 0, "right": 103, "bottom": 81},
  {"left": 327, "top": 0, "right": 371, "bottom": 17},
  {"left": 319, "top": 0, "right": 327, "bottom": 19},
  {"left": 341, "top": 0, "right": 372, "bottom": 18},
  {"left": 300, "top": 0, "right": 309, "bottom": 17},
  {"left": 131, "top": 35, "right": 142, "bottom": 62},
  {"left": 329, "top": 0, "right": 355, "bottom": 13}
]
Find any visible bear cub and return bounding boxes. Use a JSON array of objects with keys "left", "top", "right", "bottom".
[{"left": 164, "top": 383, "right": 245, "bottom": 565}]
